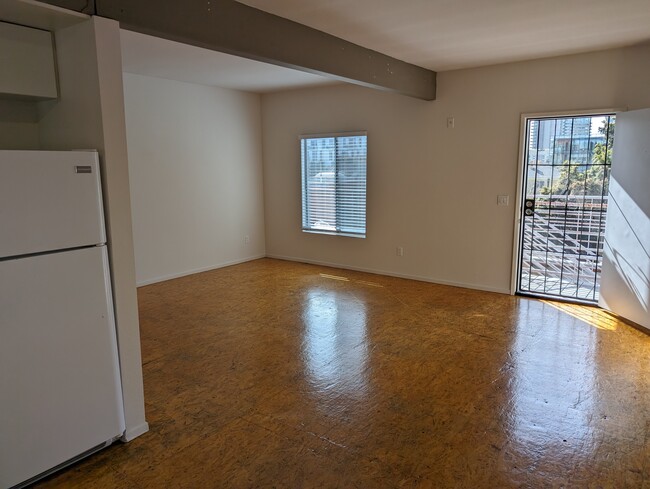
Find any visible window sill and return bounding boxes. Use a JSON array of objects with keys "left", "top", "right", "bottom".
[{"left": 302, "top": 229, "right": 366, "bottom": 239}]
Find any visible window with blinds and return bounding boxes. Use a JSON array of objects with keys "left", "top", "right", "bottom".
[{"left": 301, "top": 132, "right": 367, "bottom": 238}]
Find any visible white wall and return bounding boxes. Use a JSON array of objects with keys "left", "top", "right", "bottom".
[
  {"left": 0, "top": 100, "right": 39, "bottom": 149},
  {"left": 261, "top": 44, "right": 650, "bottom": 294},
  {"left": 123, "top": 73, "right": 266, "bottom": 285},
  {"left": 0, "top": 121, "right": 38, "bottom": 148}
]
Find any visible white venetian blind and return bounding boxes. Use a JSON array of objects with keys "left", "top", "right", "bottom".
[{"left": 301, "top": 132, "right": 367, "bottom": 238}]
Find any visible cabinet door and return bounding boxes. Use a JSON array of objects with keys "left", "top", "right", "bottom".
[{"left": 0, "top": 21, "right": 57, "bottom": 100}]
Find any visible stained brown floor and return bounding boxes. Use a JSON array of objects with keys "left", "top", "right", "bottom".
[{"left": 36, "top": 258, "right": 650, "bottom": 488}]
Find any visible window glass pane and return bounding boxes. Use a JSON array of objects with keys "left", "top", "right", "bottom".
[{"left": 301, "top": 133, "right": 367, "bottom": 237}]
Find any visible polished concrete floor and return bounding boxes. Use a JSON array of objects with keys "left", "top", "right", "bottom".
[{"left": 37, "top": 258, "right": 650, "bottom": 488}]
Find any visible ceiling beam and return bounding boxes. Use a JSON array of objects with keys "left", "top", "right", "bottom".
[
  {"left": 43, "top": 0, "right": 436, "bottom": 100},
  {"left": 36, "top": 0, "right": 96, "bottom": 15}
]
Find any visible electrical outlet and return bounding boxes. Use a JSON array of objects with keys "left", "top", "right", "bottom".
[
  {"left": 396, "top": 246, "right": 404, "bottom": 257},
  {"left": 244, "top": 235, "right": 250, "bottom": 245}
]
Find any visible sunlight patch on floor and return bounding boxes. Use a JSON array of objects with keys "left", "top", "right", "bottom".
[
  {"left": 541, "top": 300, "right": 619, "bottom": 331},
  {"left": 319, "top": 273, "right": 384, "bottom": 288},
  {"left": 320, "top": 273, "right": 349, "bottom": 282}
]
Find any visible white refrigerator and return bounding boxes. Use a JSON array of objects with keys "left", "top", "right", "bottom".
[{"left": 0, "top": 150, "right": 125, "bottom": 488}]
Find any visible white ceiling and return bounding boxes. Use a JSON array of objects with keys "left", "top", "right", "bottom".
[
  {"left": 240, "top": 0, "right": 650, "bottom": 71},
  {"left": 120, "top": 29, "right": 336, "bottom": 93},
  {"left": 121, "top": 0, "right": 650, "bottom": 93}
]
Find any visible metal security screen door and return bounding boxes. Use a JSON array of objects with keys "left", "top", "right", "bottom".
[{"left": 517, "top": 114, "right": 615, "bottom": 303}]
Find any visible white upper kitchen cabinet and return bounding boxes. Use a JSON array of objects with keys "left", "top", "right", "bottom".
[{"left": 0, "top": 21, "right": 57, "bottom": 100}]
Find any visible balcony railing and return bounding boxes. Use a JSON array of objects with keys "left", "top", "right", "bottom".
[{"left": 520, "top": 194, "right": 607, "bottom": 302}]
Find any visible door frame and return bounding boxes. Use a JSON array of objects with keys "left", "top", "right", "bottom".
[{"left": 510, "top": 108, "right": 625, "bottom": 296}]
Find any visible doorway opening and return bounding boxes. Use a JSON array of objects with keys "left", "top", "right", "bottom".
[{"left": 516, "top": 113, "right": 615, "bottom": 303}]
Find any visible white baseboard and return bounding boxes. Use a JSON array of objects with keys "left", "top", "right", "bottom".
[
  {"left": 137, "top": 252, "right": 511, "bottom": 295},
  {"left": 120, "top": 421, "right": 149, "bottom": 442},
  {"left": 265, "top": 254, "right": 512, "bottom": 295},
  {"left": 136, "top": 254, "right": 266, "bottom": 287}
]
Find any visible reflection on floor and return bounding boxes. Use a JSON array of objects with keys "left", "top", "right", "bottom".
[{"left": 36, "top": 258, "right": 650, "bottom": 488}]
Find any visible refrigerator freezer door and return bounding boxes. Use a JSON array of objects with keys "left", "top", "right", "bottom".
[
  {"left": 0, "top": 150, "right": 106, "bottom": 258},
  {"left": 0, "top": 246, "right": 125, "bottom": 488}
]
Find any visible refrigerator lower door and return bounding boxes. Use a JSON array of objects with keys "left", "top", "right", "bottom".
[{"left": 0, "top": 246, "right": 125, "bottom": 488}]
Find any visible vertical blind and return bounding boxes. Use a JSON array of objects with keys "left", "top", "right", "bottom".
[{"left": 301, "top": 132, "right": 367, "bottom": 238}]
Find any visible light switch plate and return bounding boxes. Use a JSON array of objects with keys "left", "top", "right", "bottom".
[{"left": 497, "top": 195, "right": 510, "bottom": 206}]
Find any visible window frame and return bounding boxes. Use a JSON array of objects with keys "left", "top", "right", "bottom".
[{"left": 300, "top": 131, "right": 368, "bottom": 238}]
